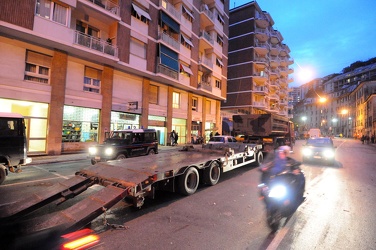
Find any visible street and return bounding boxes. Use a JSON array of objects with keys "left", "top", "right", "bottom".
[{"left": 1, "top": 139, "right": 375, "bottom": 249}]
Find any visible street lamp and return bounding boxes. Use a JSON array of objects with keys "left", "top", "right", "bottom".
[{"left": 341, "top": 109, "right": 349, "bottom": 137}]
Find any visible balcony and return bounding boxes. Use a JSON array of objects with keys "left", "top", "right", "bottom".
[
  {"left": 200, "top": 4, "right": 214, "bottom": 28},
  {"left": 156, "top": 63, "right": 179, "bottom": 80},
  {"left": 255, "top": 12, "right": 269, "bottom": 29},
  {"left": 255, "top": 28, "right": 269, "bottom": 42},
  {"left": 199, "top": 30, "right": 214, "bottom": 51},
  {"left": 198, "top": 56, "right": 213, "bottom": 71},
  {"left": 82, "top": 0, "right": 120, "bottom": 18},
  {"left": 269, "top": 55, "right": 280, "bottom": 67},
  {"left": 160, "top": 0, "right": 181, "bottom": 21},
  {"left": 254, "top": 41, "right": 269, "bottom": 54},
  {"left": 198, "top": 81, "right": 212, "bottom": 92},
  {"left": 159, "top": 32, "right": 180, "bottom": 51},
  {"left": 74, "top": 31, "right": 118, "bottom": 57},
  {"left": 253, "top": 72, "right": 268, "bottom": 85},
  {"left": 253, "top": 101, "right": 266, "bottom": 108}
]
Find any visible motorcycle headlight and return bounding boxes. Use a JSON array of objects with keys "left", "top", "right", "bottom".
[
  {"left": 88, "top": 147, "right": 97, "bottom": 155},
  {"left": 105, "top": 147, "right": 114, "bottom": 156},
  {"left": 302, "top": 148, "right": 312, "bottom": 156},
  {"left": 323, "top": 149, "right": 335, "bottom": 158},
  {"left": 268, "top": 185, "right": 287, "bottom": 198}
]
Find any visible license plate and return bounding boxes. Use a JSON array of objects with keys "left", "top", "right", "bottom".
[
  {"left": 313, "top": 156, "right": 321, "bottom": 159},
  {"left": 95, "top": 156, "right": 100, "bottom": 160}
]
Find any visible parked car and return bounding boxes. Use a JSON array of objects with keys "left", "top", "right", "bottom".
[
  {"left": 88, "top": 128, "right": 158, "bottom": 165},
  {"left": 302, "top": 137, "right": 336, "bottom": 165},
  {"left": 208, "top": 135, "right": 238, "bottom": 144}
]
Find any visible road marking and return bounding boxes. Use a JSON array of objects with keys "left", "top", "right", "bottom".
[
  {"left": 32, "top": 165, "right": 70, "bottom": 180},
  {"left": 266, "top": 226, "right": 289, "bottom": 250}
]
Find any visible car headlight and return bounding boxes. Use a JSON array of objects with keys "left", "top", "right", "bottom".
[
  {"left": 88, "top": 147, "right": 97, "bottom": 155},
  {"left": 104, "top": 147, "right": 114, "bottom": 156},
  {"left": 323, "top": 149, "right": 335, "bottom": 158},
  {"left": 269, "top": 185, "right": 287, "bottom": 198},
  {"left": 302, "top": 148, "right": 313, "bottom": 156}
]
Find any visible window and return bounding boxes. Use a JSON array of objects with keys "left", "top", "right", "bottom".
[
  {"left": 217, "top": 14, "right": 224, "bottom": 26},
  {"left": 192, "top": 97, "right": 198, "bottom": 111},
  {"left": 182, "top": 5, "right": 194, "bottom": 22},
  {"left": 131, "top": 3, "right": 151, "bottom": 24},
  {"left": 181, "top": 34, "right": 193, "bottom": 50},
  {"left": 149, "top": 85, "right": 159, "bottom": 104},
  {"left": 215, "top": 79, "right": 221, "bottom": 89},
  {"left": 24, "top": 50, "right": 52, "bottom": 84},
  {"left": 83, "top": 67, "right": 101, "bottom": 93},
  {"left": 36, "top": 0, "right": 68, "bottom": 26},
  {"left": 216, "top": 58, "right": 223, "bottom": 68},
  {"left": 159, "top": 45, "right": 179, "bottom": 71},
  {"left": 130, "top": 38, "right": 146, "bottom": 59},
  {"left": 216, "top": 34, "right": 223, "bottom": 47},
  {"left": 173, "top": 92, "right": 180, "bottom": 109}
]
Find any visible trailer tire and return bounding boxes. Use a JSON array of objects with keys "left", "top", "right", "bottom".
[
  {"left": 204, "top": 161, "right": 221, "bottom": 186},
  {"left": 178, "top": 167, "right": 199, "bottom": 196},
  {"left": 0, "top": 165, "right": 6, "bottom": 185},
  {"left": 255, "top": 151, "right": 264, "bottom": 166},
  {"left": 147, "top": 148, "right": 155, "bottom": 155}
]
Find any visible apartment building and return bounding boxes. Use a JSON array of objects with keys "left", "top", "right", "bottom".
[
  {"left": 0, "top": 0, "right": 229, "bottom": 155},
  {"left": 222, "top": 1, "right": 293, "bottom": 123}
]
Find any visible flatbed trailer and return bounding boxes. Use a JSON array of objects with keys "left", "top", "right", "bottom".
[{"left": 0, "top": 144, "right": 263, "bottom": 236}]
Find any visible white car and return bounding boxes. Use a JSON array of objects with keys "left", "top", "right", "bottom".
[{"left": 208, "top": 135, "right": 238, "bottom": 144}]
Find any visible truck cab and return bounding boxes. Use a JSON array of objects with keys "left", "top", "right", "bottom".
[
  {"left": 0, "top": 112, "right": 32, "bottom": 184},
  {"left": 88, "top": 128, "right": 158, "bottom": 164}
]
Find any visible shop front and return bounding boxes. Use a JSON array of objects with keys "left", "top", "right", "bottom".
[
  {"left": 148, "top": 115, "right": 167, "bottom": 145},
  {"left": 0, "top": 98, "right": 48, "bottom": 154},
  {"left": 111, "top": 111, "right": 140, "bottom": 130}
]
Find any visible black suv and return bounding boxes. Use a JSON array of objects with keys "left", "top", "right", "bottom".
[{"left": 88, "top": 129, "right": 158, "bottom": 164}]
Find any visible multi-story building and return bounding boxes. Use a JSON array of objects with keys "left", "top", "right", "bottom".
[
  {"left": 222, "top": 1, "right": 293, "bottom": 127},
  {"left": 0, "top": 0, "right": 229, "bottom": 155}
]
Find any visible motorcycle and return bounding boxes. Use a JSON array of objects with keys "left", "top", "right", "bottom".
[{"left": 258, "top": 168, "right": 305, "bottom": 232}]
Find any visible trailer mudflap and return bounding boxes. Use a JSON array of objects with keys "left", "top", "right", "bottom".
[
  {"left": 29, "top": 185, "right": 129, "bottom": 234},
  {"left": 0, "top": 175, "right": 93, "bottom": 220}
]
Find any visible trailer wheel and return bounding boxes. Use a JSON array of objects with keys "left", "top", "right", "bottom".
[
  {"left": 147, "top": 148, "right": 155, "bottom": 155},
  {"left": 178, "top": 167, "right": 199, "bottom": 196},
  {"left": 0, "top": 165, "right": 6, "bottom": 185},
  {"left": 204, "top": 161, "right": 221, "bottom": 186},
  {"left": 255, "top": 151, "right": 264, "bottom": 166},
  {"left": 116, "top": 154, "right": 127, "bottom": 160}
]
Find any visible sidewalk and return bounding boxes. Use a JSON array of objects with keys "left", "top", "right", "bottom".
[{"left": 30, "top": 145, "right": 187, "bottom": 165}]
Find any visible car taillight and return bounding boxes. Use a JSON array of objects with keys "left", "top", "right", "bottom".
[{"left": 61, "top": 228, "right": 100, "bottom": 250}]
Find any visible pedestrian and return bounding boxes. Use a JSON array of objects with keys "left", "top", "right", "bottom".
[
  {"left": 371, "top": 134, "right": 375, "bottom": 144},
  {"left": 210, "top": 132, "right": 213, "bottom": 138},
  {"left": 175, "top": 132, "right": 179, "bottom": 145},
  {"left": 170, "top": 130, "right": 176, "bottom": 146},
  {"left": 366, "top": 135, "right": 370, "bottom": 144},
  {"left": 361, "top": 135, "right": 365, "bottom": 144}
]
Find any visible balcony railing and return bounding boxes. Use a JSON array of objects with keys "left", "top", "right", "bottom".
[
  {"left": 74, "top": 31, "right": 118, "bottom": 57},
  {"left": 200, "top": 5, "right": 214, "bottom": 20},
  {"left": 86, "top": 0, "right": 120, "bottom": 16},
  {"left": 160, "top": 0, "right": 180, "bottom": 21},
  {"left": 159, "top": 32, "right": 180, "bottom": 50},
  {"left": 156, "top": 63, "right": 178, "bottom": 80},
  {"left": 253, "top": 101, "right": 266, "bottom": 107},
  {"left": 199, "top": 30, "right": 214, "bottom": 45},
  {"left": 198, "top": 56, "right": 213, "bottom": 69},
  {"left": 198, "top": 81, "right": 212, "bottom": 91}
]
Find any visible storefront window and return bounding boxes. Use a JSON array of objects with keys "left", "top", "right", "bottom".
[
  {"left": 172, "top": 118, "right": 186, "bottom": 144},
  {"left": 111, "top": 112, "right": 140, "bottom": 130},
  {"left": 63, "top": 106, "right": 99, "bottom": 142}
]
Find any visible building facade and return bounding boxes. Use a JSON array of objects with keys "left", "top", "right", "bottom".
[
  {"left": 0, "top": 0, "right": 229, "bottom": 155},
  {"left": 222, "top": 1, "right": 293, "bottom": 127}
]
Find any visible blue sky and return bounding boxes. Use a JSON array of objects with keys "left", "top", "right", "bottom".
[{"left": 229, "top": 0, "right": 376, "bottom": 86}]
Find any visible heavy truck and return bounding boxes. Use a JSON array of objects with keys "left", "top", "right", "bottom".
[
  {"left": 233, "top": 114, "right": 295, "bottom": 153},
  {"left": 0, "top": 142, "right": 263, "bottom": 242}
]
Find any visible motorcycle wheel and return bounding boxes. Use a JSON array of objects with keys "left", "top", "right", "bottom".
[{"left": 267, "top": 210, "right": 281, "bottom": 232}]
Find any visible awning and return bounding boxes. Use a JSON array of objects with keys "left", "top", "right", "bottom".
[
  {"left": 132, "top": 4, "right": 151, "bottom": 20},
  {"left": 181, "top": 34, "right": 194, "bottom": 47},
  {"left": 161, "top": 11, "right": 180, "bottom": 33},
  {"left": 180, "top": 64, "right": 193, "bottom": 75},
  {"left": 216, "top": 58, "right": 224, "bottom": 66},
  {"left": 182, "top": 5, "right": 194, "bottom": 19}
]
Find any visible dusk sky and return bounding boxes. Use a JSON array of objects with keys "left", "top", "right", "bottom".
[{"left": 229, "top": 0, "right": 376, "bottom": 87}]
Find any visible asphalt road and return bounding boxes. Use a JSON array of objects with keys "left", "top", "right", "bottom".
[{"left": 1, "top": 139, "right": 375, "bottom": 249}]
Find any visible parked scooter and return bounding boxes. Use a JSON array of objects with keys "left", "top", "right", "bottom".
[{"left": 258, "top": 168, "right": 305, "bottom": 232}]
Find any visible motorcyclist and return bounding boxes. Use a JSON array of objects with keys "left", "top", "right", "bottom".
[{"left": 260, "top": 145, "right": 305, "bottom": 198}]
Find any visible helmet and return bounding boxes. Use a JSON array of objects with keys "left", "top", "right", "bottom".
[{"left": 278, "top": 145, "right": 291, "bottom": 155}]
